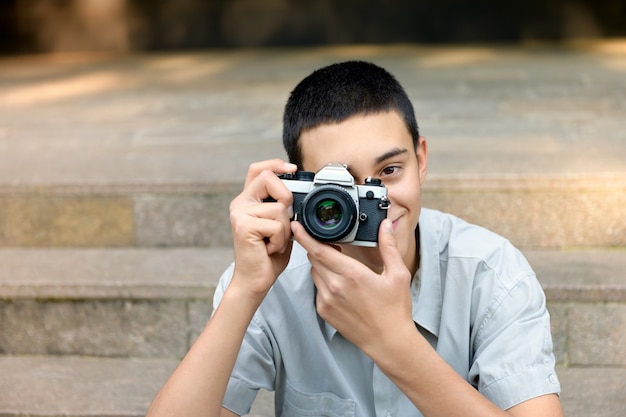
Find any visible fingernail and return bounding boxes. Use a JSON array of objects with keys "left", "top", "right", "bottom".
[
  {"left": 287, "top": 205, "right": 294, "bottom": 219},
  {"left": 385, "top": 219, "right": 393, "bottom": 233}
]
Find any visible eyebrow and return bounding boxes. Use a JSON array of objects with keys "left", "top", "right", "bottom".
[
  {"left": 343, "top": 147, "right": 409, "bottom": 175},
  {"left": 374, "top": 147, "right": 409, "bottom": 165}
]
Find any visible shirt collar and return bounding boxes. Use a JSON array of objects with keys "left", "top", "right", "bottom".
[{"left": 412, "top": 208, "right": 443, "bottom": 337}]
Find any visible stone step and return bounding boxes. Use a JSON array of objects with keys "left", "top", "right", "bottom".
[
  {"left": 0, "top": 247, "right": 624, "bottom": 366},
  {"left": 0, "top": 174, "right": 624, "bottom": 249},
  {"left": 524, "top": 249, "right": 626, "bottom": 367},
  {"left": 0, "top": 248, "right": 232, "bottom": 359},
  {"left": 0, "top": 355, "right": 623, "bottom": 417}
]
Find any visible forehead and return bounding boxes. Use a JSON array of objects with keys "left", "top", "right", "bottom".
[{"left": 299, "top": 111, "right": 413, "bottom": 172}]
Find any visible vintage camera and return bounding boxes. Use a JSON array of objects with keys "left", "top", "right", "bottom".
[{"left": 274, "top": 163, "right": 390, "bottom": 247}]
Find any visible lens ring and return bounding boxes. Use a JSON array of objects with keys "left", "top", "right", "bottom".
[
  {"left": 301, "top": 186, "right": 357, "bottom": 242},
  {"left": 314, "top": 199, "right": 343, "bottom": 229}
]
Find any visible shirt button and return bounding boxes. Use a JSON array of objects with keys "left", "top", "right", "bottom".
[{"left": 548, "top": 374, "right": 558, "bottom": 384}]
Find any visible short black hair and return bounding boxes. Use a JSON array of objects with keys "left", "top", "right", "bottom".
[{"left": 282, "top": 61, "right": 419, "bottom": 169}]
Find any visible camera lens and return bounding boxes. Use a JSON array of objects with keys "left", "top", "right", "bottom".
[
  {"left": 315, "top": 199, "right": 343, "bottom": 229},
  {"left": 301, "top": 186, "right": 356, "bottom": 242}
]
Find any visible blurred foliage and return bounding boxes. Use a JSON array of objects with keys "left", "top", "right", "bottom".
[{"left": 1, "top": 0, "right": 625, "bottom": 53}]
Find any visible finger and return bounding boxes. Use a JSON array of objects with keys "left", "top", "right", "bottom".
[
  {"left": 234, "top": 215, "right": 291, "bottom": 255},
  {"left": 231, "top": 202, "right": 292, "bottom": 245},
  {"left": 263, "top": 218, "right": 293, "bottom": 255},
  {"left": 377, "top": 219, "right": 411, "bottom": 279},
  {"left": 291, "top": 221, "right": 349, "bottom": 272},
  {"left": 230, "top": 202, "right": 293, "bottom": 229},
  {"left": 236, "top": 169, "right": 295, "bottom": 209},
  {"left": 235, "top": 199, "right": 292, "bottom": 224},
  {"left": 244, "top": 159, "right": 297, "bottom": 188}
]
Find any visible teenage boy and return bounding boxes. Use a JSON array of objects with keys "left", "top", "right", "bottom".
[{"left": 147, "top": 61, "right": 563, "bottom": 417}]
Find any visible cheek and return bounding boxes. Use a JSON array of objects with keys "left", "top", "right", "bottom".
[
  {"left": 389, "top": 190, "right": 420, "bottom": 244},
  {"left": 388, "top": 183, "right": 421, "bottom": 215}
]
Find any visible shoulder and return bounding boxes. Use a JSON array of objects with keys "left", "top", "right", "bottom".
[
  {"left": 421, "top": 209, "right": 547, "bottom": 333},
  {"left": 420, "top": 208, "right": 533, "bottom": 285},
  {"left": 421, "top": 208, "right": 514, "bottom": 256}
]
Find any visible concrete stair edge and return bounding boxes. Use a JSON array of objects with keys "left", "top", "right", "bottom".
[
  {"left": 0, "top": 247, "right": 624, "bottom": 365},
  {"left": 0, "top": 355, "right": 624, "bottom": 417},
  {"left": 0, "top": 175, "right": 625, "bottom": 249},
  {"left": 0, "top": 247, "right": 233, "bottom": 301},
  {"left": 0, "top": 247, "right": 624, "bottom": 302}
]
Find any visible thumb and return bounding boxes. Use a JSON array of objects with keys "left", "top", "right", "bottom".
[{"left": 378, "top": 219, "right": 409, "bottom": 278}]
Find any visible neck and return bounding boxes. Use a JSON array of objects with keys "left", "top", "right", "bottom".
[{"left": 406, "top": 224, "right": 421, "bottom": 278}]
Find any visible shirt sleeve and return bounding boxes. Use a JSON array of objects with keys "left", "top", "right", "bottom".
[
  {"left": 213, "top": 265, "right": 277, "bottom": 416},
  {"left": 468, "top": 272, "right": 561, "bottom": 410}
]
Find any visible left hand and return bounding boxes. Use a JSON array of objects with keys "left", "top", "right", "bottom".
[{"left": 291, "top": 219, "right": 415, "bottom": 357}]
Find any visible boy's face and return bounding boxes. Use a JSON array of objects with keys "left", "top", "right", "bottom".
[{"left": 299, "top": 111, "right": 427, "bottom": 275}]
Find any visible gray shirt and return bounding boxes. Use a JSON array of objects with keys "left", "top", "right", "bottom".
[{"left": 214, "top": 208, "right": 561, "bottom": 416}]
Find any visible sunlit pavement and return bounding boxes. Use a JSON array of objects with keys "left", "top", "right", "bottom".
[{"left": 1, "top": 41, "right": 625, "bottom": 188}]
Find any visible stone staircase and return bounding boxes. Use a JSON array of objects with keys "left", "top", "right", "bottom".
[
  {"left": 0, "top": 185, "right": 624, "bottom": 417},
  {"left": 1, "top": 42, "right": 625, "bottom": 416}
]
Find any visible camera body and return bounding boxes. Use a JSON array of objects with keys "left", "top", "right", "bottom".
[{"left": 277, "top": 163, "right": 390, "bottom": 247}]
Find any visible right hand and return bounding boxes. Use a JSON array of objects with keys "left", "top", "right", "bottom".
[{"left": 228, "top": 159, "right": 297, "bottom": 299}]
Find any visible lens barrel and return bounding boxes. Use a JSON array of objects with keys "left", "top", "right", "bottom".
[{"left": 301, "top": 185, "right": 357, "bottom": 242}]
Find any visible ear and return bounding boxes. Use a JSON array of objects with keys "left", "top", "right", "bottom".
[{"left": 416, "top": 136, "right": 428, "bottom": 185}]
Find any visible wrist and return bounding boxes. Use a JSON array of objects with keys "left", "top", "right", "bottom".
[
  {"left": 365, "top": 320, "right": 427, "bottom": 378},
  {"left": 226, "top": 270, "right": 272, "bottom": 310}
]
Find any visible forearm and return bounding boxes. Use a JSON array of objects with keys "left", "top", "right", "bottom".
[
  {"left": 368, "top": 324, "right": 508, "bottom": 417},
  {"left": 146, "top": 282, "right": 262, "bottom": 417}
]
